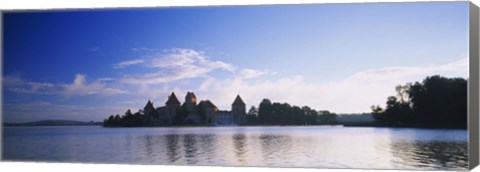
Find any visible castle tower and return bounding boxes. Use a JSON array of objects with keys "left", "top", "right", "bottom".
[
  {"left": 185, "top": 92, "right": 197, "bottom": 113},
  {"left": 144, "top": 100, "right": 155, "bottom": 116},
  {"left": 232, "top": 95, "right": 246, "bottom": 124},
  {"left": 143, "top": 100, "right": 157, "bottom": 125},
  {"left": 165, "top": 92, "right": 181, "bottom": 117}
]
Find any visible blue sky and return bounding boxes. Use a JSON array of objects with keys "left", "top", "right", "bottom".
[{"left": 3, "top": 2, "right": 469, "bottom": 122}]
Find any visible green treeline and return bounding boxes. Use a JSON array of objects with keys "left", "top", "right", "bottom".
[
  {"left": 103, "top": 109, "right": 145, "bottom": 127},
  {"left": 371, "top": 75, "right": 467, "bottom": 128},
  {"left": 246, "top": 99, "right": 338, "bottom": 125}
]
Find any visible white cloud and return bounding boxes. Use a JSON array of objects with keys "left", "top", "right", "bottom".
[
  {"left": 348, "top": 57, "right": 468, "bottom": 82},
  {"left": 113, "top": 59, "right": 145, "bottom": 69},
  {"left": 3, "top": 75, "right": 59, "bottom": 95},
  {"left": 63, "top": 74, "right": 128, "bottom": 96},
  {"left": 3, "top": 74, "right": 128, "bottom": 97},
  {"left": 97, "top": 77, "right": 114, "bottom": 82},
  {"left": 194, "top": 57, "right": 468, "bottom": 113},
  {"left": 239, "top": 68, "right": 275, "bottom": 79},
  {"left": 117, "top": 48, "right": 236, "bottom": 84}
]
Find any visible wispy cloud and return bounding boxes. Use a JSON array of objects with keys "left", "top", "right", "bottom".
[
  {"left": 348, "top": 57, "right": 468, "bottom": 82},
  {"left": 113, "top": 59, "right": 145, "bottom": 69},
  {"left": 117, "top": 48, "right": 236, "bottom": 84},
  {"left": 239, "top": 68, "right": 276, "bottom": 79},
  {"left": 3, "top": 75, "right": 59, "bottom": 95},
  {"left": 131, "top": 47, "right": 155, "bottom": 52},
  {"left": 63, "top": 74, "right": 128, "bottom": 96},
  {"left": 3, "top": 74, "right": 128, "bottom": 97}
]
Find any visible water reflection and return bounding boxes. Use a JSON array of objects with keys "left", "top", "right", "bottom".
[
  {"left": 391, "top": 141, "right": 467, "bottom": 170},
  {"left": 143, "top": 135, "right": 155, "bottom": 159},
  {"left": 2, "top": 126, "right": 468, "bottom": 170},
  {"left": 232, "top": 134, "right": 247, "bottom": 163},
  {"left": 165, "top": 134, "right": 181, "bottom": 163},
  {"left": 183, "top": 134, "right": 198, "bottom": 164},
  {"left": 387, "top": 129, "right": 468, "bottom": 170},
  {"left": 259, "top": 134, "right": 293, "bottom": 166},
  {"left": 198, "top": 135, "right": 217, "bottom": 163}
]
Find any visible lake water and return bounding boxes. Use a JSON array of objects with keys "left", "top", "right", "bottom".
[{"left": 2, "top": 126, "right": 468, "bottom": 170}]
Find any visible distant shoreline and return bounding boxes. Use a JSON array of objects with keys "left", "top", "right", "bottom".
[
  {"left": 3, "top": 120, "right": 103, "bottom": 127},
  {"left": 342, "top": 123, "right": 467, "bottom": 130},
  {"left": 3, "top": 120, "right": 466, "bottom": 130}
]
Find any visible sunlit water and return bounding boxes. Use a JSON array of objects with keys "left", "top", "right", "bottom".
[{"left": 2, "top": 126, "right": 468, "bottom": 170}]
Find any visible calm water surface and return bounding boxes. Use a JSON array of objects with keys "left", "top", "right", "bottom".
[{"left": 2, "top": 126, "right": 468, "bottom": 170}]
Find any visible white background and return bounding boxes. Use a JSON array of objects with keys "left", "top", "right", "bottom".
[{"left": 0, "top": 0, "right": 478, "bottom": 172}]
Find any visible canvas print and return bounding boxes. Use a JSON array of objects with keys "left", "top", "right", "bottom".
[{"left": 1, "top": 2, "right": 471, "bottom": 170}]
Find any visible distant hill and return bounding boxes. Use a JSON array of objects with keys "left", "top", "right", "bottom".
[{"left": 4, "top": 120, "right": 103, "bottom": 127}]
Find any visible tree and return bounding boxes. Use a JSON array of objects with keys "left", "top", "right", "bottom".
[
  {"left": 409, "top": 75, "right": 466, "bottom": 126},
  {"left": 125, "top": 109, "right": 133, "bottom": 116},
  {"left": 103, "top": 109, "right": 145, "bottom": 127},
  {"left": 247, "top": 106, "right": 258, "bottom": 124},
  {"left": 318, "top": 111, "right": 337, "bottom": 125},
  {"left": 395, "top": 84, "right": 411, "bottom": 103},
  {"left": 291, "top": 105, "right": 303, "bottom": 125},
  {"left": 103, "top": 115, "right": 115, "bottom": 126},
  {"left": 247, "top": 106, "right": 258, "bottom": 116},
  {"left": 304, "top": 107, "right": 319, "bottom": 125},
  {"left": 258, "top": 99, "right": 273, "bottom": 124},
  {"left": 114, "top": 114, "right": 121, "bottom": 124},
  {"left": 133, "top": 111, "right": 144, "bottom": 126},
  {"left": 372, "top": 75, "right": 467, "bottom": 128},
  {"left": 371, "top": 105, "right": 384, "bottom": 123},
  {"left": 256, "top": 98, "right": 327, "bottom": 126}
]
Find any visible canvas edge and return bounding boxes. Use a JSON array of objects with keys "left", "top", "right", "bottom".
[
  {"left": 0, "top": 1, "right": 475, "bottom": 171},
  {"left": 0, "top": 10, "right": 4, "bottom": 161},
  {"left": 469, "top": 1, "right": 480, "bottom": 171}
]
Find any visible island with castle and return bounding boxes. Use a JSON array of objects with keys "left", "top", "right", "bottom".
[{"left": 103, "top": 92, "right": 248, "bottom": 127}]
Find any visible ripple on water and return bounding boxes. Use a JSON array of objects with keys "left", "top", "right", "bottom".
[{"left": 2, "top": 126, "right": 468, "bottom": 170}]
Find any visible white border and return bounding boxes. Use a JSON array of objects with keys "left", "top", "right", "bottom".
[
  {"left": 0, "top": 0, "right": 478, "bottom": 172},
  {"left": 0, "top": 0, "right": 472, "bottom": 10}
]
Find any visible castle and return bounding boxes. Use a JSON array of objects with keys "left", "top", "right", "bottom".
[{"left": 142, "top": 92, "right": 247, "bottom": 126}]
